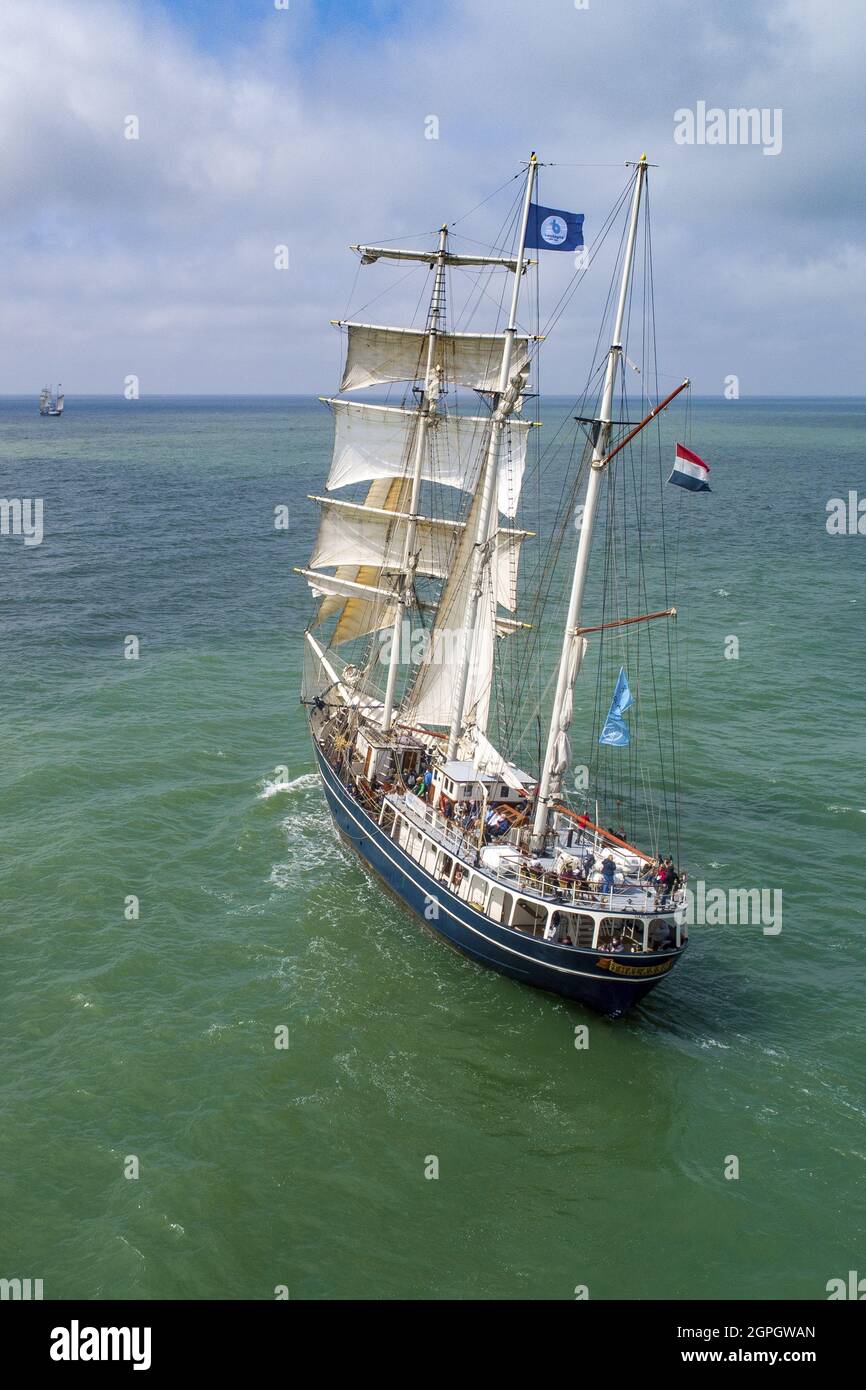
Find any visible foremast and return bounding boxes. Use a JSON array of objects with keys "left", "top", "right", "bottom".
[
  {"left": 302, "top": 156, "right": 538, "bottom": 743},
  {"left": 531, "top": 156, "right": 648, "bottom": 846},
  {"left": 380, "top": 226, "right": 449, "bottom": 732}
]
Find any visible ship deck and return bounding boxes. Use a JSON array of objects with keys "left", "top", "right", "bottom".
[{"left": 386, "top": 788, "right": 685, "bottom": 917}]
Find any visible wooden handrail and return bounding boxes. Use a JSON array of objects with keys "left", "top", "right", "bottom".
[{"left": 552, "top": 805, "right": 653, "bottom": 864}]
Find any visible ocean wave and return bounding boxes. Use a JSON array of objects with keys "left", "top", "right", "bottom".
[{"left": 257, "top": 770, "right": 319, "bottom": 800}]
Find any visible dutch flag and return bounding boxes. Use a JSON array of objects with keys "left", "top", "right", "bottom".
[{"left": 668, "top": 442, "right": 711, "bottom": 492}]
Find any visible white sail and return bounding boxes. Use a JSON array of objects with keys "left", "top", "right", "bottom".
[
  {"left": 401, "top": 526, "right": 526, "bottom": 731},
  {"left": 322, "top": 398, "right": 530, "bottom": 518},
  {"left": 308, "top": 496, "right": 462, "bottom": 579},
  {"left": 312, "top": 476, "right": 410, "bottom": 646},
  {"left": 297, "top": 567, "right": 396, "bottom": 605},
  {"left": 404, "top": 571, "right": 497, "bottom": 733},
  {"left": 338, "top": 323, "right": 531, "bottom": 394}
]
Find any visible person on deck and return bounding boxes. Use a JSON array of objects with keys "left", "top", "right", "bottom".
[
  {"left": 601, "top": 854, "right": 617, "bottom": 895},
  {"left": 657, "top": 856, "right": 677, "bottom": 906}
]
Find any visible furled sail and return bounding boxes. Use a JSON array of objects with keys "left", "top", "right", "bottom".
[
  {"left": 350, "top": 244, "right": 528, "bottom": 272},
  {"left": 548, "top": 635, "right": 589, "bottom": 792},
  {"left": 322, "top": 398, "right": 530, "bottom": 518},
  {"left": 338, "top": 323, "right": 531, "bottom": 394}
]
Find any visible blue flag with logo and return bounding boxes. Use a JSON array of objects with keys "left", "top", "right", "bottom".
[
  {"left": 599, "top": 667, "right": 634, "bottom": 747},
  {"left": 526, "top": 203, "right": 584, "bottom": 251}
]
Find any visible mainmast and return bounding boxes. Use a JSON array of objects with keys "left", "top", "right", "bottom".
[
  {"left": 380, "top": 226, "right": 448, "bottom": 732},
  {"left": 446, "top": 152, "right": 538, "bottom": 757},
  {"left": 531, "top": 155, "right": 648, "bottom": 845}
]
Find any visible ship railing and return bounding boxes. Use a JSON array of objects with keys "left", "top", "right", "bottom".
[
  {"left": 398, "top": 791, "right": 474, "bottom": 860},
  {"left": 512, "top": 864, "right": 687, "bottom": 915}
]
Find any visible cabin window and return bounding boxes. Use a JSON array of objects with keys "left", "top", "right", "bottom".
[
  {"left": 597, "top": 917, "right": 622, "bottom": 947},
  {"left": 622, "top": 919, "right": 644, "bottom": 950},
  {"left": 487, "top": 888, "right": 513, "bottom": 924},
  {"left": 596, "top": 917, "right": 644, "bottom": 952},
  {"left": 468, "top": 874, "right": 488, "bottom": 910},
  {"left": 552, "top": 911, "right": 594, "bottom": 946},
  {"left": 512, "top": 897, "right": 549, "bottom": 935},
  {"left": 649, "top": 918, "right": 676, "bottom": 950},
  {"left": 573, "top": 914, "right": 595, "bottom": 947},
  {"left": 550, "top": 910, "right": 575, "bottom": 944}
]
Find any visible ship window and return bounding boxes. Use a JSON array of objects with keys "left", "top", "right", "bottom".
[
  {"left": 488, "top": 888, "right": 513, "bottom": 924},
  {"left": 648, "top": 918, "right": 675, "bottom": 950},
  {"left": 576, "top": 914, "right": 595, "bottom": 946},
  {"left": 512, "top": 898, "right": 548, "bottom": 934},
  {"left": 468, "top": 874, "right": 488, "bottom": 909},
  {"left": 597, "top": 917, "right": 621, "bottom": 945}
]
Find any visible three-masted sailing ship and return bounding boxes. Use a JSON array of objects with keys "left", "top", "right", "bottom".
[
  {"left": 299, "top": 153, "right": 692, "bottom": 1016},
  {"left": 39, "top": 384, "right": 64, "bottom": 416}
]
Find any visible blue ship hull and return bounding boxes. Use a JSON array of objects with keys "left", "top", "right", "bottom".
[{"left": 313, "top": 740, "right": 684, "bottom": 1016}]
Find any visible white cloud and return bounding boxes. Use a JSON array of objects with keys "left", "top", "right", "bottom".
[{"left": 0, "top": 0, "right": 863, "bottom": 393}]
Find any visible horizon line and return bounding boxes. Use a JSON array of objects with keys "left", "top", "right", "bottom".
[{"left": 1, "top": 392, "right": 865, "bottom": 401}]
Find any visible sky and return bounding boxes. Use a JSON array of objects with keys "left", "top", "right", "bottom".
[{"left": 1, "top": 0, "right": 863, "bottom": 396}]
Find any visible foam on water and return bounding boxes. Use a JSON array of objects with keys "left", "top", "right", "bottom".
[{"left": 257, "top": 770, "right": 319, "bottom": 799}]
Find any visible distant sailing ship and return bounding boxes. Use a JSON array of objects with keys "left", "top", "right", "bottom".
[
  {"left": 299, "top": 153, "right": 695, "bottom": 1016},
  {"left": 39, "top": 384, "right": 64, "bottom": 416}
]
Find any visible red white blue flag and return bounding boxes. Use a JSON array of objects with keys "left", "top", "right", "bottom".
[{"left": 669, "top": 442, "right": 711, "bottom": 492}]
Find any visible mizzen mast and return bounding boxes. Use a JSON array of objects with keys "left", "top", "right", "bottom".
[{"left": 531, "top": 155, "right": 648, "bottom": 846}]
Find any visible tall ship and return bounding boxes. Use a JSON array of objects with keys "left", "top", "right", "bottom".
[
  {"left": 299, "top": 153, "right": 697, "bottom": 1016},
  {"left": 39, "top": 384, "right": 64, "bottom": 416}
]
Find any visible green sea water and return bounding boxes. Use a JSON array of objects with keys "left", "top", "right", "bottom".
[{"left": 1, "top": 394, "right": 864, "bottom": 1301}]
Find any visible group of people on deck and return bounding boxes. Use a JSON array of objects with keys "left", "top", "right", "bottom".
[
  {"left": 410, "top": 763, "right": 527, "bottom": 841},
  {"left": 642, "top": 855, "right": 682, "bottom": 907}
]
